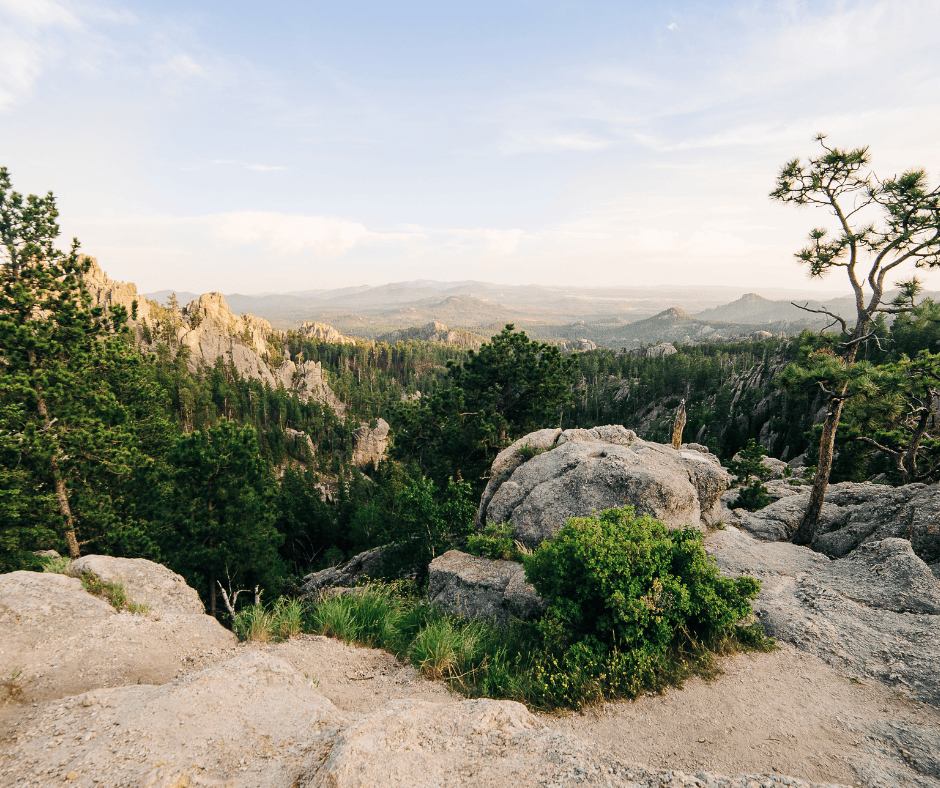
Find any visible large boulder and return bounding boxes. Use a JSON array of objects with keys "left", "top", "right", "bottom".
[
  {"left": 708, "top": 528, "right": 940, "bottom": 707},
  {"left": 732, "top": 481, "right": 940, "bottom": 563},
  {"left": 0, "top": 565, "right": 235, "bottom": 703},
  {"left": 71, "top": 554, "right": 205, "bottom": 615},
  {"left": 427, "top": 550, "right": 545, "bottom": 625},
  {"left": 477, "top": 426, "right": 729, "bottom": 548}
]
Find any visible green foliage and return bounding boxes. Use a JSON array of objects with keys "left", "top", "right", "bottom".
[
  {"left": 160, "top": 420, "right": 283, "bottom": 608},
  {"left": 522, "top": 507, "right": 766, "bottom": 707},
  {"left": 729, "top": 478, "right": 772, "bottom": 512},
  {"left": 465, "top": 521, "right": 526, "bottom": 561},
  {"left": 726, "top": 439, "right": 772, "bottom": 485},
  {"left": 393, "top": 325, "right": 577, "bottom": 493},
  {"left": 305, "top": 567, "right": 772, "bottom": 711},
  {"left": 0, "top": 167, "right": 167, "bottom": 562}
]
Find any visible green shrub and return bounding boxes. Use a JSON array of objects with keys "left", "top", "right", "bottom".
[
  {"left": 522, "top": 506, "right": 766, "bottom": 707},
  {"left": 726, "top": 438, "right": 772, "bottom": 485},
  {"left": 465, "top": 521, "right": 522, "bottom": 561},
  {"left": 730, "top": 478, "right": 772, "bottom": 511},
  {"left": 233, "top": 603, "right": 274, "bottom": 642}
]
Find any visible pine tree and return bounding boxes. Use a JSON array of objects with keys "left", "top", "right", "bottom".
[
  {"left": 0, "top": 167, "right": 150, "bottom": 560},
  {"left": 771, "top": 137, "right": 940, "bottom": 544}
]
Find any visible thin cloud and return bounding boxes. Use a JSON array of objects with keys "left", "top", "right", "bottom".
[
  {"left": 245, "top": 164, "right": 285, "bottom": 171},
  {"left": 667, "top": 22, "right": 678, "bottom": 31}
]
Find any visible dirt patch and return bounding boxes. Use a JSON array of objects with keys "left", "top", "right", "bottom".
[{"left": 230, "top": 636, "right": 939, "bottom": 787}]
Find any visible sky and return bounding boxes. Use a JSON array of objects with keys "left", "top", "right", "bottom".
[{"left": 2, "top": 0, "right": 940, "bottom": 295}]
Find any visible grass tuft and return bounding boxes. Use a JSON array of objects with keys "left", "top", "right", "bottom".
[{"left": 41, "top": 557, "right": 150, "bottom": 615}]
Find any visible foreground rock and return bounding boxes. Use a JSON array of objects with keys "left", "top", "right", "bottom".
[
  {"left": 314, "top": 696, "right": 847, "bottom": 788},
  {"left": 708, "top": 528, "right": 940, "bottom": 708},
  {"left": 71, "top": 555, "right": 205, "bottom": 615},
  {"left": 4, "top": 555, "right": 933, "bottom": 788},
  {"left": 0, "top": 652, "right": 344, "bottom": 788},
  {"left": 427, "top": 550, "right": 545, "bottom": 624},
  {"left": 0, "top": 564, "right": 235, "bottom": 703},
  {"left": 730, "top": 480, "right": 940, "bottom": 568},
  {"left": 1, "top": 650, "right": 852, "bottom": 788},
  {"left": 477, "top": 426, "right": 729, "bottom": 547}
]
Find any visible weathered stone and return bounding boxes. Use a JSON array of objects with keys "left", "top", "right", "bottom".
[
  {"left": 3, "top": 652, "right": 344, "bottom": 788},
  {"left": 478, "top": 427, "right": 729, "bottom": 548},
  {"left": 80, "top": 256, "right": 152, "bottom": 327},
  {"left": 276, "top": 358, "right": 346, "bottom": 418},
  {"left": 708, "top": 527, "right": 940, "bottom": 707},
  {"left": 475, "top": 428, "right": 563, "bottom": 530},
  {"left": 645, "top": 342, "right": 678, "bottom": 358},
  {"left": 734, "top": 481, "right": 940, "bottom": 563},
  {"left": 350, "top": 418, "right": 390, "bottom": 469},
  {"left": 302, "top": 546, "right": 387, "bottom": 597},
  {"left": 71, "top": 554, "right": 205, "bottom": 615},
  {"left": 812, "top": 538, "right": 940, "bottom": 616},
  {"left": 299, "top": 320, "right": 355, "bottom": 344},
  {"left": 427, "top": 550, "right": 544, "bottom": 625}
]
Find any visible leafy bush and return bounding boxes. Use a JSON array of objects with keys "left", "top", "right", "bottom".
[
  {"left": 523, "top": 507, "right": 766, "bottom": 707},
  {"left": 729, "top": 478, "right": 772, "bottom": 511},
  {"left": 465, "top": 521, "right": 528, "bottom": 561}
]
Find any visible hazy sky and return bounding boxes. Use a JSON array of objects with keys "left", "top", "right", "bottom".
[{"left": 2, "top": 0, "right": 939, "bottom": 295}]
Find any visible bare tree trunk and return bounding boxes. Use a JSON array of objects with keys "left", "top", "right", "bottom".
[
  {"left": 210, "top": 576, "right": 217, "bottom": 618},
  {"left": 29, "top": 350, "right": 80, "bottom": 558},
  {"left": 671, "top": 399, "right": 687, "bottom": 450},
  {"left": 792, "top": 390, "right": 846, "bottom": 546},
  {"left": 902, "top": 389, "right": 933, "bottom": 484}
]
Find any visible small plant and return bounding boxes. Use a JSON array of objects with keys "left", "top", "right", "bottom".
[
  {"left": 271, "top": 597, "right": 305, "bottom": 640},
  {"left": 42, "top": 556, "right": 74, "bottom": 576},
  {"left": 1, "top": 668, "right": 31, "bottom": 704},
  {"left": 42, "top": 559, "right": 149, "bottom": 614},
  {"left": 516, "top": 443, "right": 546, "bottom": 462},
  {"left": 233, "top": 603, "right": 274, "bottom": 643},
  {"left": 726, "top": 439, "right": 773, "bottom": 486},
  {"left": 465, "top": 521, "right": 522, "bottom": 561},
  {"left": 729, "top": 478, "right": 772, "bottom": 512}
]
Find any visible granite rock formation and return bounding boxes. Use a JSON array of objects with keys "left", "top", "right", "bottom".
[
  {"left": 476, "top": 426, "right": 729, "bottom": 548},
  {"left": 427, "top": 550, "right": 545, "bottom": 625}
]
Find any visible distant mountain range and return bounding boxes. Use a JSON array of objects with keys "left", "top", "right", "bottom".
[{"left": 145, "top": 280, "right": 935, "bottom": 349}]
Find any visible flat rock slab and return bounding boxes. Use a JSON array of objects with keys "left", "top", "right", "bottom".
[
  {"left": 0, "top": 652, "right": 344, "bottom": 788},
  {"left": 707, "top": 528, "right": 940, "bottom": 708},
  {"left": 0, "top": 570, "right": 235, "bottom": 704},
  {"left": 309, "top": 697, "right": 848, "bottom": 788}
]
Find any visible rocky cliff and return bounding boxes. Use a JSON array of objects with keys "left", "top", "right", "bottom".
[{"left": 80, "top": 258, "right": 348, "bottom": 418}]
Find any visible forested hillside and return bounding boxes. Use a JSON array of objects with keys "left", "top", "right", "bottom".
[{"left": 5, "top": 167, "right": 940, "bottom": 627}]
